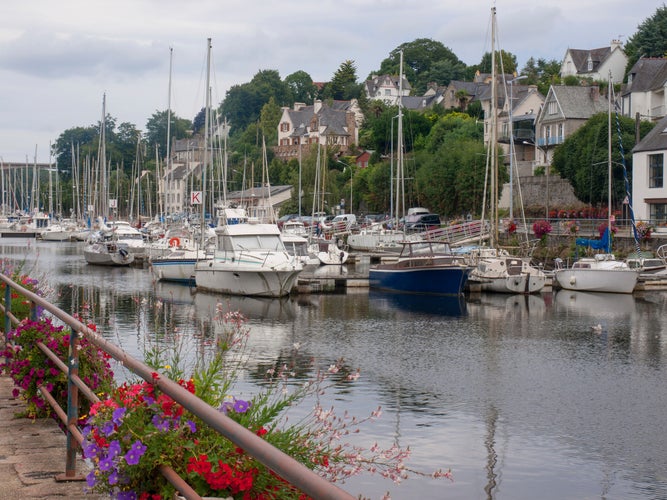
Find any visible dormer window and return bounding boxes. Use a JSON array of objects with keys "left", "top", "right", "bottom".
[{"left": 587, "top": 55, "right": 593, "bottom": 72}]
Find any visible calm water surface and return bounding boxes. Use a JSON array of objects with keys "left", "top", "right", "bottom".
[{"left": 3, "top": 240, "right": 667, "bottom": 500}]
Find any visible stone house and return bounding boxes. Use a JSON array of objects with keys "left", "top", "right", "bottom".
[
  {"left": 533, "top": 85, "right": 609, "bottom": 166},
  {"left": 621, "top": 57, "right": 667, "bottom": 122},
  {"left": 274, "top": 100, "right": 363, "bottom": 161},
  {"left": 631, "top": 113, "right": 667, "bottom": 225},
  {"left": 560, "top": 40, "right": 627, "bottom": 84}
]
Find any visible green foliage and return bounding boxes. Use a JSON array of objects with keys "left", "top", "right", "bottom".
[
  {"left": 520, "top": 57, "right": 562, "bottom": 95},
  {"left": 284, "top": 70, "right": 318, "bottom": 104},
  {"left": 376, "top": 38, "right": 464, "bottom": 94},
  {"left": 221, "top": 70, "right": 289, "bottom": 133},
  {"left": 476, "top": 50, "right": 518, "bottom": 75},
  {"left": 624, "top": 5, "right": 667, "bottom": 73},
  {"left": 552, "top": 112, "right": 656, "bottom": 207}
]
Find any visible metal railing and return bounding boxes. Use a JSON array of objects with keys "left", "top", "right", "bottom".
[{"left": 0, "top": 273, "right": 354, "bottom": 500}]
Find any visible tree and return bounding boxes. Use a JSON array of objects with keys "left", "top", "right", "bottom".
[
  {"left": 284, "top": 70, "right": 318, "bottom": 104},
  {"left": 624, "top": 5, "right": 667, "bottom": 73},
  {"left": 144, "top": 110, "right": 192, "bottom": 162},
  {"left": 220, "top": 70, "right": 289, "bottom": 133},
  {"left": 259, "top": 97, "right": 282, "bottom": 146},
  {"left": 552, "top": 112, "right": 655, "bottom": 207},
  {"left": 327, "top": 60, "right": 362, "bottom": 100},
  {"left": 476, "top": 50, "right": 518, "bottom": 76},
  {"left": 376, "top": 39, "right": 465, "bottom": 95},
  {"left": 520, "top": 57, "right": 561, "bottom": 95}
]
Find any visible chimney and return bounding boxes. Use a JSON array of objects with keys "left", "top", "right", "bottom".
[
  {"left": 314, "top": 99, "right": 322, "bottom": 113},
  {"left": 611, "top": 39, "right": 622, "bottom": 51},
  {"left": 590, "top": 86, "right": 600, "bottom": 102}
]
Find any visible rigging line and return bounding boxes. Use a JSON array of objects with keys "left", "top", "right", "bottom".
[{"left": 612, "top": 98, "right": 641, "bottom": 254}]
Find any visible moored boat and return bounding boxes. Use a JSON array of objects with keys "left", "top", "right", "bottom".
[{"left": 369, "top": 240, "right": 471, "bottom": 295}]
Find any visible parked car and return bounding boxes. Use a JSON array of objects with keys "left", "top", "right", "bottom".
[
  {"left": 277, "top": 214, "right": 299, "bottom": 229},
  {"left": 404, "top": 213, "right": 441, "bottom": 232}
]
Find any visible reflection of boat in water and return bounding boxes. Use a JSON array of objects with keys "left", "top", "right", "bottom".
[
  {"left": 369, "top": 290, "right": 467, "bottom": 317},
  {"left": 193, "top": 290, "right": 297, "bottom": 321},
  {"left": 555, "top": 290, "right": 636, "bottom": 317}
]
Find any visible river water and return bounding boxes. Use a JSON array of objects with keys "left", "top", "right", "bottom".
[{"left": 3, "top": 239, "right": 667, "bottom": 500}]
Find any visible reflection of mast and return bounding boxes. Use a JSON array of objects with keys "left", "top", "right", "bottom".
[{"left": 484, "top": 405, "right": 499, "bottom": 499}]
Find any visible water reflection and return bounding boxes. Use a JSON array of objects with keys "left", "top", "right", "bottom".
[
  {"left": 1, "top": 241, "right": 667, "bottom": 499},
  {"left": 368, "top": 290, "right": 467, "bottom": 317}
]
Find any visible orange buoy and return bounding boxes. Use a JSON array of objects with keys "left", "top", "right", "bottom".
[{"left": 168, "top": 237, "right": 181, "bottom": 248}]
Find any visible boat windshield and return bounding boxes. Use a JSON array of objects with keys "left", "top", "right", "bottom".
[{"left": 221, "top": 234, "right": 285, "bottom": 251}]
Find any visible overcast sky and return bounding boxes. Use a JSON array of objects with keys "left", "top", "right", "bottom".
[{"left": 0, "top": 0, "right": 660, "bottom": 164}]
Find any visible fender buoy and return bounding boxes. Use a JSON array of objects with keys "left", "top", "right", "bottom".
[{"left": 169, "top": 237, "right": 181, "bottom": 248}]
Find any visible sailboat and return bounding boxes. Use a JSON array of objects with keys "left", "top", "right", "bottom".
[
  {"left": 347, "top": 51, "right": 410, "bottom": 254},
  {"left": 554, "top": 73, "right": 640, "bottom": 294},
  {"left": 468, "top": 7, "right": 546, "bottom": 294}
]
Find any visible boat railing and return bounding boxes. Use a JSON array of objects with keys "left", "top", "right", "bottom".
[{"left": 0, "top": 273, "right": 354, "bottom": 500}]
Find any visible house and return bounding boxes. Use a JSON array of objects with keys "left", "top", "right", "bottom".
[
  {"left": 533, "top": 85, "right": 609, "bottom": 167},
  {"left": 224, "top": 185, "right": 294, "bottom": 221},
  {"left": 274, "top": 100, "right": 363, "bottom": 161},
  {"left": 355, "top": 150, "right": 372, "bottom": 169},
  {"left": 364, "top": 74, "right": 411, "bottom": 105},
  {"left": 560, "top": 40, "right": 627, "bottom": 84},
  {"left": 621, "top": 57, "right": 667, "bottom": 122},
  {"left": 631, "top": 113, "right": 667, "bottom": 225},
  {"left": 439, "top": 80, "right": 480, "bottom": 110}
]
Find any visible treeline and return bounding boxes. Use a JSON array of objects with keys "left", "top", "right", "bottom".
[{"left": 45, "top": 6, "right": 667, "bottom": 219}]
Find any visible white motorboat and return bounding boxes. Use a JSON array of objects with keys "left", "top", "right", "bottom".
[
  {"left": 195, "top": 208, "right": 302, "bottom": 297},
  {"left": 554, "top": 253, "right": 640, "bottom": 293}
]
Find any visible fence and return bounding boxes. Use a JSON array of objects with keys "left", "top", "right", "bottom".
[{"left": 0, "top": 273, "right": 355, "bottom": 500}]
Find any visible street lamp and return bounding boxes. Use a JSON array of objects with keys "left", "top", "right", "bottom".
[{"left": 508, "top": 75, "right": 527, "bottom": 220}]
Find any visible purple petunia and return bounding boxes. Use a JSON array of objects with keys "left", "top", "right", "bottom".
[
  {"left": 124, "top": 440, "right": 147, "bottom": 466},
  {"left": 151, "top": 414, "right": 170, "bottom": 432},
  {"left": 98, "top": 455, "right": 115, "bottom": 472},
  {"left": 100, "top": 420, "right": 115, "bottom": 436},
  {"left": 234, "top": 398, "right": 250, "bottom": 413},
  {"left": 112, "top": 407, "right": 126, "bottom": 425},
  {"left": 185, "top": 419, "right": 196, "bottom": 433},
  {"left": 82, "top": 441, "right": 100, "bottom": 459},
  {"left": 107, "top": 440, "right": 121, "bottom": 459},
  {"left": 85, "top": 469, "right": 97, "bottom": 488},
  {"left": 107, "top": 468, "right": 119, "bottom": 485},
  {"left": 116, "top": 491, "right": 137, "bottom": 500}
]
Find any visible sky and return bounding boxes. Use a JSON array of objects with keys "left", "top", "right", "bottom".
[{"left": 0, "top": 0, "right": 661, "bottom": 164}]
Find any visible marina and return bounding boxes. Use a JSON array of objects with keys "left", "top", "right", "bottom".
[{"left": 2, "top": 238, "right": 667, "bottom": 499}]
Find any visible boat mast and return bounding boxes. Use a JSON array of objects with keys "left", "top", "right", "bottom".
[
  {"left": 490, "top": 6, "right": 499, "bottom": 248},
  {"left": 201, "top": 38, "right": 211, "bottom": 244},
  {"left": 165, "top": 46, "right": 173, "bottom": 219},
  {"left": 395, "top": 50, "right": 405, "bottom": 225},
  {"left": 608, "top": 71, "right": 612, "bottom": 237}
]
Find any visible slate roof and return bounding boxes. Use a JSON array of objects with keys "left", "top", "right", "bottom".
[
  {"left": 622, "top": 58, "right": 667, "bottom": 96},
  {"left": 365, "top": 74, "right": 412, "bottom": 96},
  {"left": 550, "top": 86, "right": 609, "bottom": 120},
  {"left": 226, "top": 185, "right": 292, "bottom": 200},
  {"left": 286, "top": 102, "right": 350, "bottom": 139},
  {"left": 632, "top": 114, "right": 667, "bottom": 153},
  {"left": 566, "top": 46, "right": 612, "bottom": 74}
]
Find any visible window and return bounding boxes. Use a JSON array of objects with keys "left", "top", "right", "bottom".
[
  {"left": 548, "top": 101, "right": 557, "bottom": 115},
  {"left": 650, "top": 203, "right": 667, "bottom": 224},
  {"left": 384, "top": 89, "right": 391, "bottom": 96},
  {"left": 649, "top": 153, "right": 664, "bottom": 188},
  {"left": 280, "top": 122, "right": 290, "bottom": 132}
]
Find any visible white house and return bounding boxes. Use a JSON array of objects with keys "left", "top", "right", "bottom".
[
  {"left": 364, "top": 74, "right": 411, "bottom": 105},
  {"left": 560, "top": 40, "right": 627, "bottom": 84},
  {"left": 631, "top": 113, "right": 667, "bottom": 224},
  {"left": 621, "top": 57, "right": 667, "bottom": 122}
]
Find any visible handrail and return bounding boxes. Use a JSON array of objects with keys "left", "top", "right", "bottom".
[{"left": 0, "top": 272, "right": 355, "bottom": 500}]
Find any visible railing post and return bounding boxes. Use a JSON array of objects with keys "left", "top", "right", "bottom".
[
  {"left": 4, "top": 283, "right": 10, "bottom": 340},
  {"left": 57, "top": 326, "right": 82, "bottom": 481}
]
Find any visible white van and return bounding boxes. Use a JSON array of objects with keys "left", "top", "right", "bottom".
[{"left": 332, "top": 213, "right": 357, "bottom": 225}]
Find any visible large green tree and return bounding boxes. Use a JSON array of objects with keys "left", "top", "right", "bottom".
[
  {"left": 284, "top": 70, "right": 318, "bottom": 104},
  {"left": 476, "top": 50, "right": 518, "bottom": 76},
  {"left": 220, "top": 70, "right": 289, "bottom": 133},
  {"left": 145, "top": 110, "right": 192, "bottom": 161},
  {"left": 321, "top": 60, "right": 362, "bottom": 100},
  {"left": 376, "top": 39, "right": 465, "bottom": 94},
  {"left": 520, "top": 57, "right": 561, "bottom": 95},
  {"left": 624, "top": 4, "right": 667, "bottom": 73}
]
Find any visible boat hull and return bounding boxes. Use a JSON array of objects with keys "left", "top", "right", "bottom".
[
  {"left": 554, "top": 268, "right": 639, "bottom": 293},
  {"left": 194, "top": 261, "right": 301, "bottom": 297},
  {"left": 369, "top": 266, "right": 470, "bottom": 296},
  {"left": 83, "top": 243, "right": 134, "bottom": 266},
  {"left": 150, "top": 258, "right": 198, "bottom": 283}
]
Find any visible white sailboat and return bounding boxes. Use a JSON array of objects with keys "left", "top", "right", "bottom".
[
  {"left": 554, "top": 73, "right": 640, "bottom": 294},
  {"left": 347, "top": 51, "right": 408, "bottom": 253},
  {"left": 469, "top": 7, "right": 546, "bottom": 294}
]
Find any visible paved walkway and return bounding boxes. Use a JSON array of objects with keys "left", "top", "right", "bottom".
[{"left": 0, "top": 375, "right": 104, "bottom": 499}]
